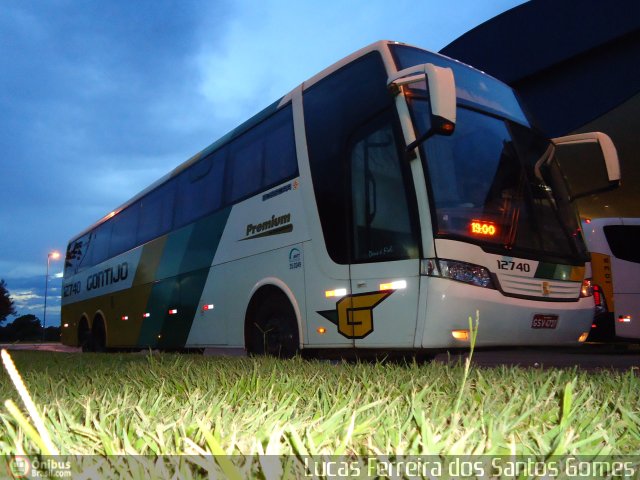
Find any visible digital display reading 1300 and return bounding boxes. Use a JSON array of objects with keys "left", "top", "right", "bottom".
[{"left": 470, "top": 220, "right": 497, "bottom": 237}]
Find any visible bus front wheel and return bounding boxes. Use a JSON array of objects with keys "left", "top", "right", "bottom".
[{"left": 247, "top": 294, "right": 299, "bottom": 358}]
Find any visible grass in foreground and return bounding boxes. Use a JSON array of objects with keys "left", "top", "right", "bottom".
[{"left": 0, "top": 350, "right": 639, "bottom": 477}]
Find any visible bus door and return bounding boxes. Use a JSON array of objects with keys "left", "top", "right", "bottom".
[{"left": 347, "top": 115, "right": 421, "bottom": 348}]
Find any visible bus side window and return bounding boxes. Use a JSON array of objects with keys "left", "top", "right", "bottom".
[
  {"left": 225, "top": 104, "right": 297, "bottom": 204},
  {"left": 89, "top": 221, "right": 113, "bottom": 266},
  {"left": 174, "top": 153, "right": 225, "bottom": 228},
  {"left": 138, "top": 178, "right": 176, "bottom": 244},
  {"left": 227, "top": 130, "right": 263, "bottom": 202},
  {"left": 109, "top": 203, "right": 140, "bottom": 257},
  {"left": 349, "top": 115, "right": 419, "bottom": 263},
  {"left": 263, "top": 106, "right": 297, "bottom": 187}
]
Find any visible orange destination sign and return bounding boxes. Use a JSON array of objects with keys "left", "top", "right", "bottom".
[{"left": 470, "top": 220, "right": 497, "bottom": 237}]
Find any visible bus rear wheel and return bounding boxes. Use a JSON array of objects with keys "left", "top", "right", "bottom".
[
  {"left": 248, "top": 295, "right": 299, "bottom": 358},
  {"left": 81, "top": 317, "right": 107, "bottom": 352}
]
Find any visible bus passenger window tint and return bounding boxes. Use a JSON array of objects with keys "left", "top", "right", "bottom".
[
  {"left": 109, "top": 204, "right": 140, "bottom": 257},
  {"left": 66, "top": 105, "right": 296, "bottom": 273},
  {"left": 174, "top": 153, "right": 224, "bottom": 228},
  {"left": 263, "top": 111, "right": 297, "bottom": 186},
  {"left": 350, "top": 118, "right": 419, "bottom": 262},
  {"left": 225, "top": 104, "right": 297, "bottom": 204},
  {"left": 138, "top": 179, "right": 176, "bottom": 244},
  {"left": 228, "top": 137, "right": 263, "bottom": 202},
  {"left": 89, "top": 221, "right": 112, "bottom": 266}
]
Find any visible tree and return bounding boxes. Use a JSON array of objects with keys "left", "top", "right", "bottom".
[
  {"left": 0, "top": 279, "right": 16, "bottom": 325},
  {"left": 8, "top": 314, "right": 42, "bottom": 341}
]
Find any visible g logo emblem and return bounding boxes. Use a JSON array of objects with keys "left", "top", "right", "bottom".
[{"left": 318, "top": 291, "right": 393, "bottom": 339}]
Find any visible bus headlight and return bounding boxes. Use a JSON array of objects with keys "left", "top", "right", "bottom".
[{"left": 423, "top": 259, "right": 495, "bottom": 289}]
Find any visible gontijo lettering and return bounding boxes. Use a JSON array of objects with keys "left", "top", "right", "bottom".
[{"left": 86, "top": 262, "right": 129, "bottom": 291}]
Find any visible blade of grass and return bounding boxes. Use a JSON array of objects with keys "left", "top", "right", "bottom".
[
  {"left": 4, "top": 399, "right": 54, "bottom": 454},
  {"left": 1, "top": 349, "right": 58, "bottom": 454}
]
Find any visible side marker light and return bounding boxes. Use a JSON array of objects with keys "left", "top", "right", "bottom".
[
  {"left": 379, "top": 280, "right": 407, "bottom": 291},
  {"left": 325, "top": 288, "right": 347, "bottom": 298},
  {"left": 451, "top": 330, "right": 470, "bottom": 341}
]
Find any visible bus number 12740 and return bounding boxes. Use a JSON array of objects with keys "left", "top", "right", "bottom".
[{"left": 497, "top": 260, "right": 531, "bottom": 273}]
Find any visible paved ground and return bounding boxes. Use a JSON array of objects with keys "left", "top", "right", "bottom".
[
  {"left": 434, "top": 343, "right": 640, "bottom": 371},
  {"left": 0, "top": 342, "right": 81, "bottom": 353},
  {"left": 1, "top": 342, "right": 638, "bottom": 371}
]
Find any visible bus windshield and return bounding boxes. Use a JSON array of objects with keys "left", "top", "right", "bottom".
[
  {"left": 390, "top": 44, "right": 530, "bottom": 126},
  {"left": 390, "top": 45, "right": 588, "bottom": 263}
]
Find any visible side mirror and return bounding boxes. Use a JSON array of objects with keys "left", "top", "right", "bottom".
[
  {"left": 424, "top": 63, "right": 456, "bottom": 136},
  {"left": 543, "top": 132, "right": 621, "bottom": 201},
  {"left": 388, "top": 63, "right": 456, "bottom": 151}
]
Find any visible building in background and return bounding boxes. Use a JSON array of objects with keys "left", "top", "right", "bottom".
[{"left": 441, "top": 0, "right": 640, "bottom": 219}]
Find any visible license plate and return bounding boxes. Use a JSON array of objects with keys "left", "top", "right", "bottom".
[{"left": 531, "top": 314, "right": 558, "bottom": 329}]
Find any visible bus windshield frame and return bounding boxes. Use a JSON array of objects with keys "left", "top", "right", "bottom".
[{"left": 390, "top": 45, "right": 589, "bottom": 264}]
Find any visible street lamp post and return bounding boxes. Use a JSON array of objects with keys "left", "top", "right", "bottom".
[{"left": 43, "top": 250, "right": 60, "bottom": 342}]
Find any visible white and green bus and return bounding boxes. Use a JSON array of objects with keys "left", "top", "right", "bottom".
[{"left": 61, "top": 41, "right": 620, "bottom": 356}]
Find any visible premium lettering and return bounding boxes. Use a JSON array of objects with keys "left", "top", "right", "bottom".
[{"left": 245, "top": 213, "right": 291, "bottom": 237}]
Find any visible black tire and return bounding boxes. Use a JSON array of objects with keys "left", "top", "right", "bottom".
[
  {"left": 79, "top": 320, "right": 93, "bottom": 352},
  {"left": 82, "top": 318, "right": 107, "bottom": 353},
  {"left": 248, "top": 295, "right": 299, "bottom": 358},
  {"left": 92, "top": 319, "right": 107, "bottom": 352}
]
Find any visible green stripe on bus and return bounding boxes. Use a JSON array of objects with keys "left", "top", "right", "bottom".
[
  {"left": 133, "top": 236, "right": 167, "bottom": 286},
  {"left": 137, "top": 208, "right": 232, "bottom": 348}
]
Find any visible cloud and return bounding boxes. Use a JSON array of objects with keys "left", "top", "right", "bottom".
[
  {"left": 1, "top": 275, "right": 62, "bottom": 324},
  {"left": 11, "top": 291, "right": 41, "bottom": 304},
  {"left": 0, "top": 261, "right": 45, "bottom": 280},
  {"left": 0, "top": 1, "right": 234, "bottom": 276},
  {"left": 195, "top": 1, "right": 379, "bottom": 121}
]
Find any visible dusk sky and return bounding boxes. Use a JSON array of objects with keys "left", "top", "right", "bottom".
[{"left": 1, "top": 0, "right": 526, "bottom": 327}]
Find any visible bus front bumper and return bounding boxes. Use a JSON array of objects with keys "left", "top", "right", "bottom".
[{"left": 420, "top": 277, "right": 594, "bottom": 348}]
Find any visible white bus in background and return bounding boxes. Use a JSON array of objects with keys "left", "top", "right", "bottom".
[
  {"left": 61, "top": 41, "right": 621, "bottom": 356},
  {"left": 583, "top": 217, "right": 640, "bottom": 341}
]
